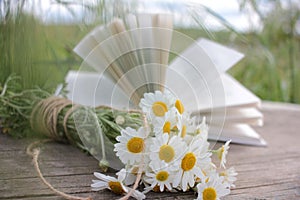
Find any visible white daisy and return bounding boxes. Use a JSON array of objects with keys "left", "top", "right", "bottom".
[
  {"left": 177, "top": 113, "right": 197, "bottom": 139},
  {"left": 195, "top": 117, "right": 209, "bottom": 140},
  {"left": 215, "top": 140, "right": 231, "bottom": 169},
  {"left": 114, "top": 127, "right": 149, "bottom": 165},
  {"left": 173, "top": 135, "right": 212, "bottom": 191},
  {"left": 91, "top": 169, "right": 145, "bottom": 200},
  {"left": 149, "top": 133, "right": 187, "bottom": 169},
  {"left": 196, "top": 163, "right": 217, "bottom": 184},
  {"left": 153, "top": 109, "right": 177, "bottom": 136},
  {"left": 139, "top": 90, "right": 175, "bottom": 122},
  {"left": 219, "top": 167, "right": 238, "bottom": 188},
  {"left": 144, "top": 160, "right": 175, "bottom": 192},
  {"left": 196, "top": 173, "right": 230, "bottom": 200}
]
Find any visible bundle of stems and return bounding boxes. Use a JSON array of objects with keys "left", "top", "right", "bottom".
[{"left": 0, "top": 75, "right": 143, "bottom": 156}]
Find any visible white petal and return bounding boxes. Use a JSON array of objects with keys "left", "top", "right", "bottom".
[
  {"left": 124, "top": 173, "right": 136, "bottom": 185},
  {"left": 131, "top": 189, "right": 146, "bottom": 200},
  {"left": 91, "top": 181, "right": 108, "bottom": 191},
  {"left": 150, "top": 181, "right": 157, "bottom": 188},
  {"left": 162, "top": 133, "right": 169, "bottom": 143},
  {"left": 173, "top": 170, "right": 182, "bottom": 187},
  {"left": 93, "top": 172, "right": 116, "bottom": 182},
  {"left": 117, "top": 168, "right": 127, "bottom": 182},
  {"left": 145, "top": 172, "right": 155, "bottom": 178},
  {"left": 182, "top": 172, "right": 189, "bottom": 191},
  {"left": 188, "top": 175, "right": 195, "bottom": 188},
  {"left": 160, "top": 183, "right": 164, "bottom": 192},
  {"left": 165, "top": 182, "right": 172, "bottom": 191},
  {"left": 121, "top": 183, "right": 128, "bottom": 193},
  {"left": 193, "top": 167, "right": 204, "bottom": 180}
]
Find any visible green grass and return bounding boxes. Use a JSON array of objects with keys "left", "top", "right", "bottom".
[
  {"left": 0, "top": 14, "right": 85, "bottom": 92},
  {"left": 1, "top": 16, "right": 299, "bottom": 104}
]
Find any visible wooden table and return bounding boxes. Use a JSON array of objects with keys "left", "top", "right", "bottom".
[{"left": 1, "top": 102, "right": 300, "bottom": 200}]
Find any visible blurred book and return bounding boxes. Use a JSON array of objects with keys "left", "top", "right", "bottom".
[{"left": 66, "top": 14, "right": 266, "bottom": 146}]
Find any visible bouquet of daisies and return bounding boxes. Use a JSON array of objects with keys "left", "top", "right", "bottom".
[{"left": 91, "top": 91, "right": 237, "bottom": 200}]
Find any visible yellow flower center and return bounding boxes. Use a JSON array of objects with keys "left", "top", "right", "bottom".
[
  {"left": 108, "top": 181, "right": 124, "bottom": 195},
  {"left": 127, "top": 137, "right": 144, "bottom": 153},
  {"left": 156, "top": 171, "right": 169, "bottom": 182},
  {"left": 175, "top": 99, "right": 184, "bottom": 114},
  {"left": 203, "top": 187, "right": 217, "bottom": 200},
  {"left": 181, "top": 152, "right": 196, "bottom": 171},
  {"left": 159, "top": 144, "right": 175, "bottom": 163},
  {"left": 181, "top": 125, "right": 187, "bottom": 138},
  {"left": 152, "top": 101, "right": 168, "bottom": 117},
  {"left": 163, "top": 121, "right": 171, "bottom": 134}
]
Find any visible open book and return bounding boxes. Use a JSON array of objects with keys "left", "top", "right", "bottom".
[{"left": 66, "top": 14, "right": 266, "bottom": 146}]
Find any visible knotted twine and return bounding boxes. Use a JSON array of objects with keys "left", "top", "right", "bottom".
[
  {"left": 28, "top": 97, "right": 91, "bottom": 200},
  {"left": 30, "top": 96, "right": 80, "bottom": 144},
  {"left": 27, "top": 96, "right": 145, "bottom": 200}
]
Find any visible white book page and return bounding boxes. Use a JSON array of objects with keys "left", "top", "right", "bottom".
[
  {"left": 167, "top": 38, "right": 244, "bottom": 85},
  {"left": 73, "top": 25, "right": 102, "bottom": 59},
  {"left": 65, "top": 71, "right": 132, "bottom": 109},
  {"left": 199, "top": 107, "right": 263, "bottom": 126},
  {"left": 218, "top": 74, "right": 261, "bottom": 110},
  {"left": 208, "top": 124, "right": 267, "bottom": 146},
  {"left": 152, "top": 14, "right": 173, "bottom": 91},
  {"left": 166, "top": 72, "right": 260, "bottom": 113},
  {"left": 166, "top": 37, "right": 222, "bottom": 109},
  {"left": 167, "top": 37, "right": 258, "bottom": 113},
  {"left": 198, "top": 38, "right": 244, "bottom": 73}
]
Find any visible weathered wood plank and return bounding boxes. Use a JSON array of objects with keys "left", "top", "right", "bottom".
[{"left": 0, "top": 101, "right": 300, "bottom": 199}]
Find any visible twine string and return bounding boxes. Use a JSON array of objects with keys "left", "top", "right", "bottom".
[
  {"left": 30, "top": 97, "right": 142, "bottom": 142},
  {"left": 26, "top": 139, "right": 92, "bottom": 200},
  {"left": 63, "top": 104, "right": 81, "bottom": 144},
  {"left": 29, "top": 97, "right": 144, "bottom": 200},
  {"left": 29, "top": 97, "right": 93, "bottom": 200},
  {"left": 30, "top": 97, "right": 75, "bottom": 141}
]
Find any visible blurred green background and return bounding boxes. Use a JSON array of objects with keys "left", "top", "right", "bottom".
[{"left": 0, "top": 0, "right": 299, "bottom": 103}]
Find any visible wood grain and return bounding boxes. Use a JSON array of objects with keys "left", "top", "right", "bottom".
[{"left": 1, "top": 102, "right": 300, "bottom": 200}]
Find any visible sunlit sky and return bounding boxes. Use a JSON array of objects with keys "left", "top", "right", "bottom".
[{"left": 23, "top": 0, "right": 297, "bottom": 32}]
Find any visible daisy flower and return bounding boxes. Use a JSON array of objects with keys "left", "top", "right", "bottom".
[
  {"left": 117, "top": 168, "right": 137, "bottom": 186},
  {"left": 149, "top": 133, "right": 187, "bottom": 169},
  {"left": 114, "top": 127, "right": 149, "bottom": 165},
  {"left": 196, "top": 163, "right": 217, "bottom": 184},
  {"left": 144, "top": 160, "right": 175, "bottom": 192},
  {"left": 153, "top": 109, "right": 177, "bottom": 136},
  {"left": 173, "top": 135, "right": 212, "bottom": 191},
  {"left": 195, "top": 117, "right": 209, "bottom": 140},
  {"left": 196, "top": 173, "right": 230, "bottom": 200},
  {"left": 91, "top": 169, "right": 145, "bottom": 200},
  {"left": 219, "top": 167, "right": 238, "bottom": 188},
  {"left": 139, "top": 90, "right": 175, "bottom": 121},
  {"left": 215, "top": 140, "right": 231, "bottom": 169},
  {"left": 177, "top": 113, "right": 197, "bottom": 139}
]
